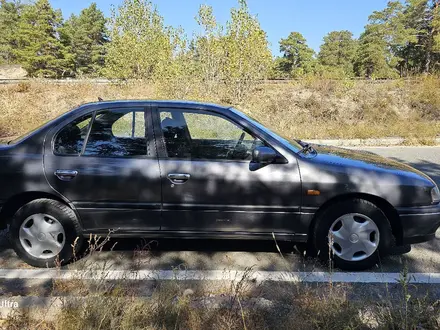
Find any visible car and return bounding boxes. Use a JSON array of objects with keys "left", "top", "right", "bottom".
[{"left": 0, "top": 100, "right": 439, "bottom": 270}]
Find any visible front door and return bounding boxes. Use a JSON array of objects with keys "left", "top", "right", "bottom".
[
  {"left": 153, "top": 107, "right": 302, "bottom": 235},
  {"left": 43, "top": 106, "right": 162, "bottom": 233}
]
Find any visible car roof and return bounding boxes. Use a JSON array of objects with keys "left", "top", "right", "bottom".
[
  {"left": 9, "top": 100, "right": 236, "bottom": 146},
  {"left": 80, "top": 100, "right": 232, "bottom": 112}
]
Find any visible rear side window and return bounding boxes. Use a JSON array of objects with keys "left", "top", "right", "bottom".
[
  {"left": 83, "top": 109, "right": 147, "bottom": 157},
  {"left": 54, "top": 114, "right": 93, "bottom": 155}
]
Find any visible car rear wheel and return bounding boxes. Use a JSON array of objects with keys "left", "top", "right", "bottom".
[
  {"left": 313, "top": 199, "right": 393, "bottom": 270},
  {"left": 9, "top": 198, "right": 83, "bottom": 268}
]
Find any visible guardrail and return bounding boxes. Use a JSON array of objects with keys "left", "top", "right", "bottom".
[
  {"left": 0, "top": 79, "right": 28, "bottom": 85},
  {"left": 0, "top": 78, "right": 115, "bottom": 85},
  {"left": 0, "top": 77, "right": 428, "bottom": 85}
]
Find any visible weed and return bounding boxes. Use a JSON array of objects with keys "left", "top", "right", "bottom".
[
  {"left": 14, "top": 82, "right": 31, "bottom": 93},
  {"left": 375, "top": 265, "right": 440, "bottom": 329},
  {"left": 2, "top": 237, "right": 440, "bottom": 329}
]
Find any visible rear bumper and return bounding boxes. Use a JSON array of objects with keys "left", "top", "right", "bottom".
[{"left": 397, "top": 204, "right": 440, "bottom": 244}]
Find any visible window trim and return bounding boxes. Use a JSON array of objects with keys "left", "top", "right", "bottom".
[
  {"left": 131, "top": 111, "right": 136, "bottom": 138},
  {"left": 51, "top": 107, "right": 155, "bottom": 159},
  {"left": 52, "top": 111, "right": 95, "bottom": 157},
  {"left": 79, "top": 110, "right": 96, "bottom": 156},
  {"left": 153, "top": 107, "right": 285, "bottom": 163}
]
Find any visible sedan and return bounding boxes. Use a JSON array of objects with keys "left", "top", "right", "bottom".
[{"left": 1, "top": 100, "right": 439, "bottom": 270}]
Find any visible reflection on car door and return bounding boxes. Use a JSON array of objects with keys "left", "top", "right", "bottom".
[
  {"left": 153, "top": 107, "right": 303, "bottom": 237},
  {"left": 43, "top": 107, "right": 162, "bottom": 233}
]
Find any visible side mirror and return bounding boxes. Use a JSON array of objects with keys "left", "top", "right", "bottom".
[{"left": 252, "top": 146, "right": 277, "bottom": 164}]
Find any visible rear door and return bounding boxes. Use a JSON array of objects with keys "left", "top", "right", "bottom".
[
  {"left": 43, "top": 106, "right": 162, "bottom": 233},
  {"left": 153, "top": 107, "right": 303, "bottom": 236}
]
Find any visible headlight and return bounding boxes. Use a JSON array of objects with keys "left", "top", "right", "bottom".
[{"left": 431, "top": 186, "right": 440, "bottom": 203}]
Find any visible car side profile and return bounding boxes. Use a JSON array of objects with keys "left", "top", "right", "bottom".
[{"left": 0, "top": 100, "right": 439, "bottom": 270}]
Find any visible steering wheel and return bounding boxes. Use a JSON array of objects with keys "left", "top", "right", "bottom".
[
  {"left": 250, "top": 137, "right": 258, "bottom": 153},
  {"left": 234, "top": 132, "right": 246, "bottom": 150}
]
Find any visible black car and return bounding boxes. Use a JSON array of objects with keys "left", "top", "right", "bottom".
[{"left": 1, "top": 100, "right": 439, "bottom": 270}]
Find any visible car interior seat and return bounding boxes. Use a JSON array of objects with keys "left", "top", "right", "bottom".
[{"left": 161, "top": 117, "right": 191, "bottom": 158}]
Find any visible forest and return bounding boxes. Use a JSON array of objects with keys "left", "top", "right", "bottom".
[
  {"left": 1, "top": 0, "right": 440, "bottom": 143},
  {"left": 1, "top": 0, "right": 440, "bottom": 83}
]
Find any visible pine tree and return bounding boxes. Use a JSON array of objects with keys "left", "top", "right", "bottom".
[
  {"left": 354, "top": 25, "right": 396, "bottom": 78},
  {"left": 355, "top": 1, "right": 416, "bottom": 78},
  {"left": 403, "top": 0, "right": 440, "bottom": 73},
  {"left": 268, "top": 57, "right": 292, "bottom": 79},
  {"left": 356, "top": 0, "right": 440, "bottom": 76},
  {"left": 318, "top": 30, "right": 357, "bottom": 76},
  {"left": 14, "top": 0, "right": 69, "bottom": 77},
  {"left": 60, "top": 3, "right": 107, "bottom": 77},
  {"left": 0, "top": 0, "right": 22, "bottom": 64},
  {"left": 279, "top": 32, "right": 315, "bottom": 77}
]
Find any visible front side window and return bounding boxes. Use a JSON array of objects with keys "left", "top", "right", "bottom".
[
  {"left": 159, "top": 110, "right": 266, "bottom": 160},
  {"left": 84, "top": 109, "right": 147, "bottom": 157},
  {"left": 54, "top": 114, "right": 93, "bottom": 155}
]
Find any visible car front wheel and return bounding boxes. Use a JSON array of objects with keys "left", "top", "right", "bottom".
[
  {"left": 313, "top": 199, "right": 394, "bottom": 271},
  {"left": 9, "top": 198, "right": 83, "bottom": 268}
]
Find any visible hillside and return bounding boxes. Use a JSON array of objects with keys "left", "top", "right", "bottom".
[{"left": 1, "top": 78, "right": 439, "bottom": 143}]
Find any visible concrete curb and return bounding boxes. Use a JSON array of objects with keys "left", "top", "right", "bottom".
[
  {"left": 1, "top": 268, "right": 440, "bottom": 284},
  {"left": 305, "top": 137, "right": 440, "bottom": 147}
]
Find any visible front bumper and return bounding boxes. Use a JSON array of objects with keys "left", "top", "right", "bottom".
[{"left": 398, "top": 204, "right": 440, "bottom": 244}]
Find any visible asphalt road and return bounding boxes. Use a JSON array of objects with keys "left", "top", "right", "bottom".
[{"left": 0, "top": 146, "right": 439, "bottom": 274}]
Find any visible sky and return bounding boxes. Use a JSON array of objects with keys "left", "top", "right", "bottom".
[{"left": 49, "top": 0, "right": 390, "bottom": 55}]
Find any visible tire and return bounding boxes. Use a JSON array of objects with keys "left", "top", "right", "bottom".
[
  {"left": 9, "top": 198, "right": 83, "bottom": 268},
  {"left": 313, "top": 199, "right": 393, "bottom": 271}
]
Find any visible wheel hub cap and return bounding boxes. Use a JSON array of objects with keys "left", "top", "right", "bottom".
[
  {"left": 349, "top": 233, "right": 359, "bottom": 243},
  {"left": 37, "top": 232, "right": 46, "bottom": 241},
  {"left": 329, "top": 213, "right": 380, "bottom": 262},
  {"left": 19, "top": 213, "right": 65, "bottom": 259}
]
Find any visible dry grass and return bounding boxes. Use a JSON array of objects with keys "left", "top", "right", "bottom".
[
  {"left": 1, "top": 238, "right": 440, "bottom": 329},
  {"left": 1, "top": 77, "right": 440, "bottom": 142},
  {"left": 4, "top": 271, "right": 440, "bottom": 329},
  {"left": 243, "top": 78, "right": 440, "bottom": 141}
]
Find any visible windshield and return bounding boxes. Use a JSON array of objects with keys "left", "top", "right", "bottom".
[{"left": 229, "top": 107, "right": 302, "bottom": 152}]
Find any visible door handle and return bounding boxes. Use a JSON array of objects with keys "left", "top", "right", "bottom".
[
  {"left": 167, "top": 173, "right": 190, "bottom": 185},
  {"left": 55, "top": 169, "right": 78, "bottom": 181}
]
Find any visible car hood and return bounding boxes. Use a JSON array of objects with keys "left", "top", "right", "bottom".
[{"left": 307, "top": 144, "right": 435, "bottom": 184}]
